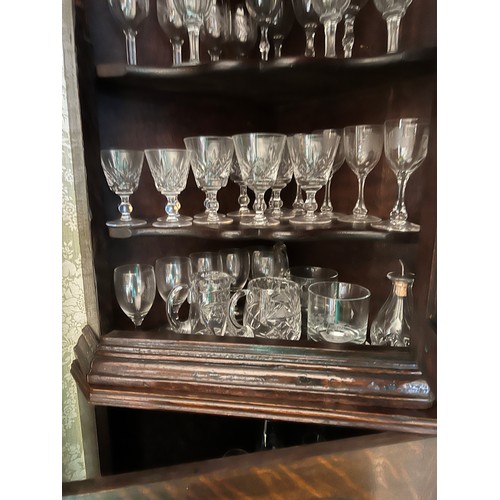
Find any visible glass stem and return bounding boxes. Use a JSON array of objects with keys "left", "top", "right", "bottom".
[
  {"left": 321, "top": 177, "right": 333, "bottom": 213},
  {"left": 171, "top": 39, "right": 183, "bottom": 66},
  {"left": 259, "top": 24, "right": 270, "bottom": 61},
  {"left": 238, "top": 184, "right": 250, "bottom": 214},
  {"left": 271, "top": 188, "right": 283, "bottom": 216},
  {"left": 293, "top": 182, "right": 304, "bottom": 211},
  {"left": 118, "top": 195, "right": 133, "bottom": 222},
  {"left": 323, "top": 17, "right": 340, "bottom": 58},
  {"left": 124, "top": 29, "right": 137, "bottom": 65},
  {"left": 165, "top": 195, "right": 179, "bottom": 222},
  {"left": 206, "top": 190, "right": 220, "bottom": 222},
  {"left": 352, "top": 174, "right": 368, "bottom": 217},
  {"left": 342, "top": 13, "right": 355, "bottom": 58},
  {"left": 304, "top": 24, "right": 317, "bottom": 57},
  {"left": 389, "top": 173, "right": 410, "bottom": 224},
  {"left": 209, "top": 49, "right": 221, "bottom": 61},
  {"left": 254, "top": 191, "right": 267, "bottom": 223},
  {"left": 304, "top": 190, "right": 318, "bottom": 219},
  {"left": 273, "top": 37, "right": 284, "bottom": 58},
  {"left": 385, "top": 14, "right": 402, "bottom": 54},
  {"left": 187, "top": 23, "right": 201, "bottom": 63}
]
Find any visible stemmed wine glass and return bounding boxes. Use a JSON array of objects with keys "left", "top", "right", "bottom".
[
  {"left": 184, "top": 136, "right": 234, "bottom": 225},
  {"left": 114, "top": 264, "right": 156, "bottom": 327},
  {"left": 269, "top": 0, "right": 295, "bottom": 58},
  {"left": 107, "top": 0, "right": 150, "bottom": 65},
  {"left": 157, "top": 0, "right": 187, "bottom": 66},
  {"left": 245, "top": 0, "right": 282, "bottom": 61},
  {"left": 100, "top": 149, "right": 147, "bottom": 228},
  {"left": 218, "top": 248, "right": 251, "bottom": 291},
  {"left": 265, "top": 143, "right": 294, "bottom": 219},
  {"left": 320, "top": 128, "right": 345, "bottom": 218},
  {"left": 202, "top": 0, "right": 230, "bottom": 61},
  {"left": 371, "top": 118, "right": 430, "bottom": 232},
  {"left": 341, "top": 0, "right": 367, "bottom": 58},
  {"left": 227, "top": 157, "right": 253, "bottom": 218},
  {"left": 373, "top": 0, "right": 413, "bottom": 54},
  {"left": 189, "top": 251, "right": 223, "bottom": 274},
  {"left": 144, "top": 148, "right": 192, "bottom": 227},
  {"left": 291, "top": 0, "right": 320, "bottom": 57},
  {"left": 224, "top": 2, "right": 258, "bottom": 59},
  {"left": 232, "top": 133, "right": 287, "bottom": 227},
  {"left": 311, "top": 0, "right": 350, "bottom": 58},
  {"left": 337, "top": 124, "right": 384, "bottom": 224}
]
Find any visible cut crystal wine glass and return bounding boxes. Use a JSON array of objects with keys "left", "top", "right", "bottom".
[
  {"left": 337, "top": 124, "right": 384, "bottom": 224},
  {"left": 232, "top": 133, "right": 287, "bottom": 227},
  {"left": 320, "top": 128, "right": 345, "bottom": 218},
  {"left": 144, "top": 148, "right": 192, "bottom": 227},
  {"left": 341, "top": 0, "right": 367, "bottom": 58},
  {"left": 202, "top": 0, "right": 230, "bottom": 61},
  {"left": 291, "top": 0, "right": 320, "bottom": 57},
  {"left": 269, "top": 0, "right": 295, "bottom": 57},
  {"left": 107, "top": 0, "right": 150, "bottom": 65},
  {"left": 227, "top": 157, "right": 253, "bottom": 218},
  {"left": 101, "top": 149, "right": 147, "bottom": 227},
  {"left": 371, "top": 118, "right": 430, "bottom": 232},
  {"left": 265, "top": 143, "right": 294, "bottom": 219},
  {"left": 373, "top": 0, "right": 413, "bottom": 54},
  {"left": 245, "top": 0, "right": 282, "bottom": 61},
  {"left": 157, "top": 0, "right": 187, "bottom": 66},
  {"left": 311, "top": 0, "right": 350, "bottom": 58},
  {"left": 224, "top": 1, "right": 258, "bottom": 59}
]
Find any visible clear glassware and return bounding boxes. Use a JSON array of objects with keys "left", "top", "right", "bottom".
[
  {"left": 320, "top": 128, "right": 345, "bottom": 218},
  {"left": 232, "top": 133, "right": 287, "bottom": 227},
  {"left": 371, "top": 118, "right": 430, "bottom": 232},
  {"left": 100, "top": 149, "right": 147, "bottom": 228},
  {"left": 224, "top": 1, "right": 258, "bottom": 59},
  {"left": 292, "top": 176, "right": 305, "bottom": 214},
  {"left": 157, "top": 0, "right": 187, "bottom": 66},
  {"left": 107, "top": 0, "right": 150, "bottom": 65},
  {"left": 373, "top": 0, "right": 412, "bottom": 54},
  {"left": 311, "top": 0, "right": 350, "bottom": 58},
  {"left": 265, "top": 144, "right": 294, "bottom": 220},
  {"left": 114, "top": 264, "right": 156, "bottom": 327},
  {"left": 173, "top": 0, "right": 211, "bottom": 64},
  {"left": 145, "top": 148, "right": 193, "bottom": 227},
  {"left": 227, "top": 157, "right": 253, "bottom": 218},
  {"left": 288, "top": 130, "right": 341, "bottom": 225},
  {"left": 251, "top": 249, "right": 280, "bottom": 278},
  {"left": 370, "top": 260, "right": 414, "bottom": 347},
  {"left": 269, "top": 0, "right": 295, "bottom": 58},
  {"left": 218, "top": 248, "right": 251, "bottom": 291},
  {"left": 291, "top": 0, "right": 320, "bottom": 57},
  {"left": 184, "top": 136, "right": 234, "bottom": 225},
  {"left": 189, "top": 251, "right": 223, "bottom": 275},
  {"left": 202, "top": 0, "right": 230, "bottom": 61},
  {"left": 336, "top": 124, "right": 384, "bottom": 224},
  {"left": 245, "top": 0, "right": 282, "bottom": 61},
  {"left": 341, "top": 0, "right": 367, "bottom": 58}
]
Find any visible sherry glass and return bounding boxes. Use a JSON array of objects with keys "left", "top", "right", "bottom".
[
  {"left": 311, "top": 0, "right": 350, "bottom": 58},
  {"left": 232, "top": 133, "right": 287, "bottom": 227},
  {"left": 173, "top": 0, "right": 212, "bottom": 64},
  {"left": 245, "top": 0, "right": 282, "bottom": 61},
  {"left": 265, "top": 143, "right": 294, "bottom": 219},
  {"left": 291, "top": 0, "right": 320, "bottom": 57},
  {"left": 100, "top": 149, "right": 147, "bottom": 228},
  {"left": 337, "top": 124, "right": 383, "bottom": 224},
  {"left": 371, "top": 118, "right": 430, "bottom": 232},
  {"left": 341, "top": 0, "right": 367, "bottom": 58},
  {"left": 157, "top": 0, "right": 187, "bottom": 66},
  {"left": 373, "top": 0, "right": 413, "bottom": 54},
  {"left": 114, "top": 264, "right": 156, "bottom": 327},
  {"left": 202, "top": 0, "right": 230, "bottom": 61},
  {"left": 224, "top": 1, "right": 258, "bottom": 59},
  {"left": 145, "top": 148, "right": 193, "bottom": 227},
  {"left": 320, "top": 128, "right": 345, "bottom": 218},
  {"left": 227, "top": 157, "right": 253, "bottom": 218},
  {"left": 184, "top": 136, "right": 234, "bottom": 225},
  {"left": 107, "top": 0, "right": 150, "bottom": 65},
  {"left": 269, "top": 0, "right": 295, "bottom": 58}
]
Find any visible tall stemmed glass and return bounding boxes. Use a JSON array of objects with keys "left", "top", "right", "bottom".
[
  {"left": 173, "top": 0, "right": 211, "bottom": 64},
  {"left": 288, "top": 130, "right": 341, "bottom": 225},
  {"left": 145, "top": 148, "right": 192, "bottom": 227},
  {"left": 224, "top": 2, "right": 258, "bottom": 59},
  {"left": 291, "top": 0, "right": 320, "bottom": 57},
  {"left": 157, "top": 0, "right": 187, "bottom": 66},
  {"left": 107, "top": 0, "right": 150, "bottom": 65},
  {"left": 227, "top": 157, "right": 253, "bottom": 218},
  {"left": 320, "top": 128, "right": 345, "bottom": 218},
  {"left": 114, "top": 264, "right": 156, "bottom": 327},
  {"left": 337, "top": 124, "right": 384, "bottom": 224},
  {"left": 232, "top": 133, "right": 287, "bottom": 227},
  {"left": 311, "top": 0, "right": 350, "bottom": 58},
  {"left": 184, "top": 136, "right": 234, "bottom": 225},
  {"left": 101, "top": 149, "right": 147, "bottom": 227},
  {"left": 202, "top": 0, "right": 230, "bottom": 61},
  {"left": 245, "top": 0, "right": 281, "bottom": 61},
  {"left": 265, "top": 143, "right": 294, "bottom": 219},
  {"left": 341, "top": 0, "right": 367, "bottom": 58},
  {"left": 373, "top": 0, "right": 413, "bottom": 54},
  {"left": 269, "top": 0, "right": 295, "bottom": 58},
  {"left": 371, "top": 118, "right": 430, "bottom": 232}
]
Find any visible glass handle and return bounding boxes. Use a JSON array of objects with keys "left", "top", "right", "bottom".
[
  {"left": 167, "top": 284, "right": 190, "bottom": 333},
  {"left": 228, "top": 289, "right": 248, "bottom": 331}
]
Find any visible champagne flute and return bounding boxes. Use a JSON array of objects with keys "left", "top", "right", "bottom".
[
  {"left": 157, "top": 0, "right": 187, "bottom": 66},
  {"left": 245, "top": 0, "right": 282, "bottom": 61},
  {"left": 291, "top": 0, "right": 320, "bottom": 57},
  {"left": 373, "top": 0, "right": 413, "bottom": 54},
  {"left": 341, "top": 0, "right": 367, "bottom": 58},
  {"left": 311, "top": 0, "right": 350, "bottom": 58}
]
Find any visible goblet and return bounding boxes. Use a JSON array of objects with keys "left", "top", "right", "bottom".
[
  {"left": 311, "top": 0, "right": 350, "bottom": 58},
  {"left": 336, "top": 124, "right": 384, "bottom": 224},
  {"left": 269, "top": 0, "right": 295, "bottom": 58},
  {"left": 107, "top": 0, "right": 150, "bottom": 65},
  {"left": 189, "top": 251, "right": 223, "bottom": 275},
  {"left": 114, "top": 264, "right": 156, "bottom": 327},
  {"left": 202, "top": 0, "right": 230, "bottom": 61},
  {"left": 288, "top": 130, "right": 341, "bottom": 225},
  {"left": 373, "top": 0, "right": 413, "bottom": 54},
  {"left": 320, "top": 128, "right": 345, "bottom": 218},
  {"left": 144, "top": 148, "right": 193, "bottom": 227},
  {"left": 371, "top": 118, "right": 430, "bottom": 232},
  {"left": 232, "top": 133, "right": 287, "bottom": 227},
  {"left": 157, "top": 0, "right": 187, "bottom": 66},
  {"left": 184, "top": 136, "right": 234, "bottom": 225},
  {"left": 100, "top": 149, "right": 147, "bottom": 228},
  {"left": 218, "top": 248, "right": 251, "bottom": 291},
  {"left": 265, "top": 143, "right": 294, "bottom": 219},
  {"left": 227, "top": 157, "right": 253, "bottom": 218},
  {"left": 341, "top": 0, "right": 367, "bottom": 58},
  {"left": 245, "top": 0, "right": 282, "bottom": 61},
  {"left": 291, "top": 0, "right": 320, "bottom": 57},
  {"left": 224, "top": 2, "right": 258, "bottom": 59},
  {"left": 173, "top": 0, "right": 212, "bottom": 64}
]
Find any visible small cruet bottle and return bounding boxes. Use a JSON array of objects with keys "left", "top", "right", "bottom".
[{"left": 370, "top": 260, "right": 415, "bottom": 347}]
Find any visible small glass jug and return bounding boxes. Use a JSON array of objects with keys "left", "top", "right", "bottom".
[{"left": 370, "top": 260, "right": 415, "bottom": 347}]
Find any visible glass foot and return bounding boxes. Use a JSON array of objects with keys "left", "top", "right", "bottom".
[
  {"left": 371, "top": 219, "right": 421, "bottom": 232},
  {"left": 227, "top": 209, "right": 254, "bottom": 218},
  {"left": 289, "top": 213, "right": 332, "bottom": 225},
  {"left": 336, "top": 213, "right": 381, "bottom": 224},
  {"left": 239, "top": 216, "right": 280, "bottom": 227},
  {"left": 265, "top": 208, "right": 295, "bottom": 220},
  {"left": 106, "top": 218, "right": 147, "bottom": 228},
  {"left": 157, "top": 214, "right": 192, "bottom": 223},
  {"left": 193, "top": 213, "right": 233, "bottom": 225},
  {"left": 153, "top": 217, "right": 192, "bottom": 228},
  {"left": 194, "top": 211, "right": 208, "bottom": 219}
]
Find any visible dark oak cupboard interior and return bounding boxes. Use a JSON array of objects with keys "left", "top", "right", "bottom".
[{"left": 70, "top": 0, "right": 437, "bottom": 481}]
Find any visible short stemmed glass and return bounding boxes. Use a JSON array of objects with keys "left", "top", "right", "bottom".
[
  {"left": 341, "top": 0, "right": 367, "bottom": 58},
  {"left": 292, "top": 0, "right": 319, "bottom": 57},
  {"left": 373, "top": 0, "right": 413, "bottom": 54},
  {"left": 114, "top": 264, "right": 156, "bottom": 327},
  {"left": 245, "top": 0, "right": 282, "bottom": 61},
  {"left": 144, "top": 148, "right": 192, "bottom": 227},
  {"left": 269, "top": 0, "right": 295, "bottom": 58},
  {"left": 101, "top": 149, "right": 147, "bottom": 227},
  {"left": 157, "top": 0, "right": 187, "bottom": 66},
  {"left": 184, "top": 136, "right": 234, "bottom": 225},
  {"left": 202, "top": 0, "right": 229, "bottom": 61},
  {"left": 337, "top": 124, "right": 384, "bottom": 224},
  {"left": 265, "top": 143, "right": 294, "bottom": 219},
  {"left": 224, "top": 2, "right": 258, "bottom": 59},
  {"left": 227, "top": 157, "right": 253, "bottom": 218},
  {"left": 232, "top": 133, "right": 287, "bottom": 227},
  {"left": 320, "top": 128, "right": 345, "bottom": 218},
  {"left": 107, "top": 0, "right": 150, "bottom": 65},
  {"left": 288, "top": 131, "right": 341, "bottom": 225},
  {"left": 371, "top": 118, "right": 430, "bottom": 232},
  {"left": 311, "top": 0, "right": 350, "bottom": 58}
]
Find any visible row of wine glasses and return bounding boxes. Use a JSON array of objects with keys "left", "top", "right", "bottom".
[
  {"left": 107, "top": 0, "right": 414, "bottom": 66},
  {"left": 101, "top": 118, "right": 430, "bottom": 233}
]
